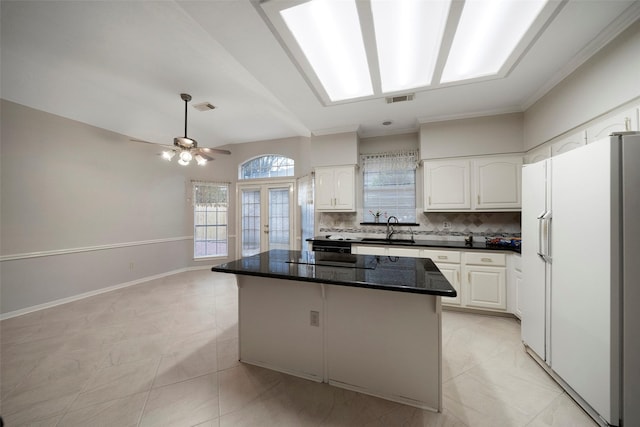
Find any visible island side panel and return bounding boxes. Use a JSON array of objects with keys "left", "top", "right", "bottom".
[
  {"left": 237, "top": 275, "right": 324, "bottom": 382},
  {"left": 325, "top": 285, "right": 442, "bottom": 412}
]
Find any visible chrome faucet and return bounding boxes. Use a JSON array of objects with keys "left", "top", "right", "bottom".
[{"left": 386, "top": 216, "right": 399, "bottom": 240}]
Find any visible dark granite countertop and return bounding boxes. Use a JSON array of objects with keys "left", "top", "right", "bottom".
[
  {"left": 308, "top": 236, "right": 521, "bottom": 253},
  {"left": 211, "top": 249, "right": 457, "bottom": 297}
]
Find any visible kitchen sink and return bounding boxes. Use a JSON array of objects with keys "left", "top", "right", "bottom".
[{"left": 361, "top": 238, "right": 416, "bottom": 244}]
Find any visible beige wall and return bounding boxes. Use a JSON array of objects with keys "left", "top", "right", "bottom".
[
  {"left": 310, "top": 132, "right": 359, "bottom": 167},
  {"left": 524, "top": 19, "right": 640, "bottom": 149},
  {"left": 419, "top": 113, "right": 524, "bottom": 159},
  {"left": 359, "top": 132, "right": 419, "bottom": 154},
  {"left": 0, "top": 100, "right": 311, "bottom": 315}
]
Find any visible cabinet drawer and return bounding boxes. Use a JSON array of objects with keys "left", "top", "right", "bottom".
[
  {"left": 387, "top": 247, "right": 421, "bottom": 258},
  {"left": 420, "top": 250, "right": 461, "bottom": 263},
  {"left": 352, "top": 245, "right": 387, "bottom": 256},
  {"left": 464, "top": 252, "right": 506, "bottom": 267}
]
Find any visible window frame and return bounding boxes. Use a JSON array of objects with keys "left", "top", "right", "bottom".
[
  {"left": 361, "top": 150, "right": 418, "bottom": 224},
  {"left": 193, "top": 182, "right": 229, "bottom": 260},
  {"left": 239, "top": 154, "right": 295, "bottom": 180}
]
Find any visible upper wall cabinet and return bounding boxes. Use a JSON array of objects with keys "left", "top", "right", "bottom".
[
  {"left": 315, "top": 165, "right": 356, "bottom": 212},
  {"left": 424, "top": 156, "right": 522, "bottom": 212},
  {"left": 551, "top": 130, "right": 586, "bottom": 156},
  {"left": 424, "top": 160, "right": 471, "bottom": 210},
  {"left": 524, "top": 144, "right": 551, "bottom": 164},
  {"left": 474, "top": 156, "right": 522, "bottom": 210},
  {"left": 586, "top": 107, "right": 639, "bottom": 143}
]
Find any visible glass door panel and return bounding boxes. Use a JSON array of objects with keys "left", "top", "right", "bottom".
[
  {"left": 269, "top": 188, "right": 290, "bottom": 251},
  {"left": 239, "top": 182, "right": 294, "bottom": 257},
  {"left": 241, "top": 188, "right": 261, "bottom": 257}
]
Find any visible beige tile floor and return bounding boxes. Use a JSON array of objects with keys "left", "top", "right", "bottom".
[{"left": 0, "top": 269, "right": 597, "bottom": 427}]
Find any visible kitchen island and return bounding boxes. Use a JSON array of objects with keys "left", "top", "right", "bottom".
[{"left": 211, "top": 250, "right": 456, "bottom": 411}]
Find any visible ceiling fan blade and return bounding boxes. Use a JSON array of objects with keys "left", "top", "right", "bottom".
[
  {"left": 195, "top": 150, "right": 215, "bottom": 161},
  {"left": 199, "top": 147, "right": 231, "bottom": 156},
  {"left": 130, "top": 138, "right": 174, "bottom": 149}
]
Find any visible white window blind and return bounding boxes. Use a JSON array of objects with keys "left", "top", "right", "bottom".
[{"left": 361, "top": 150, "right": 418, "bottom": 222}]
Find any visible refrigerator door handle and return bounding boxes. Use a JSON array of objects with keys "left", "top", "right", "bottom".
[
  {"left": 537, "top": 211, "right": 546, "bottom": 259},
  {"left": 542, "top": 211, "right": 552, "bottom": 262}
]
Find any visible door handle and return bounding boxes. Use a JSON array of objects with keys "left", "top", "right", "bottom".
[
  {"left": 542, "top": 211, "right": 552, "bottom": 262},
  {"left": 537, "top": 211, "right": 546, "bottom": 259}
]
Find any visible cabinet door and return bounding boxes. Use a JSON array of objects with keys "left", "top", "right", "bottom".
[
  {"left": 524, "top": 144, "right": 551, "bottom": 164},
  {"left": 586, "top": 108, "right": 639, "bottom": 143},
  {"left": 463, "top": 265, "right": 506, "bottom": 310},
  {"left": 315, "top": 167, "right": 336, "bottom": 210},
  {"left": 551, "top": 131, "right": 586, "bottom": 156},
  {"left": 437, "top": 263, "right": 461, "bottom": 306},
  {"left": 315, "top": 166, "right": 355, "bottom": 212},
  {"left": 473, "top": 157, "right": 522, "bottom": 210},
  {"left": 424, "top": 160, "right": 471, "bottom": 210},
  {"left": 333, "top": 166, "right": 355, "bottom": 211},
  {"left": 514, "top": 270, "right": 523, "bottom": 318}
]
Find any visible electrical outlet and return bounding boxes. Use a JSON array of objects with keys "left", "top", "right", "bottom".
[
  {"left": 443, "top": 222, "right": 451, "bottom": 229},
  {"left": 310, "top": 310, "right": 320, "bottom": 327}
]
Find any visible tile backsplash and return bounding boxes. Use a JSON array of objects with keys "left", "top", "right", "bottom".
[{"left": 318, "top": 211, "right": 521, "bottom": 240}]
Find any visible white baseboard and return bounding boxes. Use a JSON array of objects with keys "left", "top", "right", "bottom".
[{"left": 0, "top": 267, "right": 207, "bottom": 320}]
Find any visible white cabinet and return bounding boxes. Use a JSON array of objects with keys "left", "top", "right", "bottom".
[
  {"left": 586, "top": 107, "right": 639, "bottom": 143},
  {"left": 551, "top": 131, "right": 586, "bottom": 156},
  {"left": 473, "top": 156, "right": 522, "bottom": 210},
  {"left": 524, "top": 144, "right": 551, "bottom": 164},
  {"left": 462, "top": 252, "right": 507, "bottom": 311},
  {"left": 315, "top": 166, "right": 356, "bottom": 211},
  {"left": 353, "top": 245, "right": 513, "bottom": 313},
  {"left": 424, "top": 156, "right": 522, "bottom": 211},
  {"left": 507, "top": 253, "right": 522, "bottom": 318},
  {"left": 421, "top": 249, "right": 461, "bottom": 306},
  {"left": 351, "top": 245, "right": 421, "bottom": 258},
  {"left": 424, "top": 160, "right": 471, "bottom": 210}
]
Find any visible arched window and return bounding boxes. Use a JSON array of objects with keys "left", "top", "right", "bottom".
[{"left": 239, "top": 154, "right": 294, "bottom": 179}]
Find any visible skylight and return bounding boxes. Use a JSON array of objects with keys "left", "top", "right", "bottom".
[
  {"left": 280, "top": 0, "right": 373, "bottom": 102},
  {"left": 441, "top": 0, "right": 548, "bottom": 83},
  {"left": 372, "top": 0, "right": 450, "bottom": 93},
  {"left": 261, "top": 0, "right": 553, "bottom": 104}
]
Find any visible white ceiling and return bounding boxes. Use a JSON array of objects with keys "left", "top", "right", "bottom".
[{"left": 1, "top": 0, "right": 638, "bottom": 150}]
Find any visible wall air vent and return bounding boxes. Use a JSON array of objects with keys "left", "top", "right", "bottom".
[
  {"left": 385, "top": 94, "right": 415, "bottom": 104},
  {"left": 193, "top": 102, "right": 216, "bottom": 112}
]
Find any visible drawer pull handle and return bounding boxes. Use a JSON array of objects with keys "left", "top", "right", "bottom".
[
  {"left": 481, "top": 257, "right": 492, "bottom": 262},
  {"left": 437, "top": 255, "right": 447, "bottom": 259}
]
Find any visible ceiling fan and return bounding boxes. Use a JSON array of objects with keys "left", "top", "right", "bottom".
[{"left": 131, "top": 93, "right": 231, "bottom": 166}]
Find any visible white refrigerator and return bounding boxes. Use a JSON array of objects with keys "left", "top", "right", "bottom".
[{"left": 521, "top": 132, "right": 640, "bottom": 427}]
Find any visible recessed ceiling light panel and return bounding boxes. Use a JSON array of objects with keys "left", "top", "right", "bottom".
[
  {"left": 441, "top": 0, "right": 548, "bottom": 83},
  {"left": 372, "top": 0, "right": 451, "bottom": 92},
  {"left": 280, "top": 0, "right": 373, "bottom": 102}
]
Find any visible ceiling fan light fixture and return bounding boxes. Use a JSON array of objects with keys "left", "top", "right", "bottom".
[
  {"left": 162, "top": 150, "right": 176, "bottom": 161},
  {"left": 178, "top": 150, "right": 192, "bottom": 165},
  {"left": 174, "top": 137, "right": 197, "bottom": 149},
  {"left": 195, "top": 154, "right": 208, "bottom": 166}
]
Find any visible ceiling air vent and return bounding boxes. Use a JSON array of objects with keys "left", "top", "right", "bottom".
[
  {"left": 385, "top": 94, "right": 414, "bottom": 104},
  {"left": 193, "top": 102, "right": 216, "bottom": 112}
]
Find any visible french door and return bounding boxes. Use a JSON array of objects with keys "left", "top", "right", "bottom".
[{"left": 238, "top": 182, "right": 295, "bottom": 257}]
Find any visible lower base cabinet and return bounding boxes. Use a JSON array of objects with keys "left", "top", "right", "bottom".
[
  {"left": 463, "top": 265, "right": 506, "bottom": 310},
  {"left": 353, "top": 245, "right": 510, "bottom": 313},
  {"left": 462, "top": 252, "right": 507, "bottom": 311}
]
